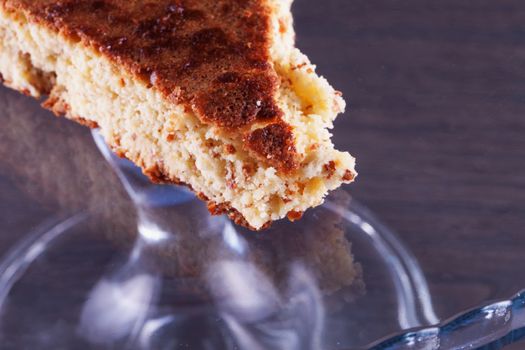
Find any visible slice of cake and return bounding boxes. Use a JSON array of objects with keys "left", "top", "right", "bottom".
[{"left": 0, "top": 0, "right": 356, "bottom": 230}]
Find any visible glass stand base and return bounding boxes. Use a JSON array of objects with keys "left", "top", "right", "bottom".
[{"left": 0, "top": 132, "right": 522, "bottom": 350}]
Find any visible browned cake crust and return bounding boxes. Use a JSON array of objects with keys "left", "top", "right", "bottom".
[{"left": 3, "top": 0, "right": 297, "bottom": 172}]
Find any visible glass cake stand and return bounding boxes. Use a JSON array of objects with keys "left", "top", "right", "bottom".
[{"left": 0, "top": 85, "right": 523, "bottom": 349}]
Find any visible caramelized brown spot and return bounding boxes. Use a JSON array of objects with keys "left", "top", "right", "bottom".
[
  {"left": 144, "top": 163, "right": 172, "bottom": 184},
  {"left": 113, "top": 134, "right": 121, "bottom": 146},
  {"left": 297, "top": 182, "right": 306, "bottom": 195},
  {"left": 342, "top": 170, "right": 355, "bottom": 182},
  {"left": 247, "top": 122, "right": 298, "bottom": 172},
  {"left": 115, "top": 149, "right": 126, "bottom": 158},
  {"left": 225, "top": 144, "right": 236, "bottom": 154},
  {"left": 278, "top": 18, "right": 287, "bottom": 34},
  {"left": 287, "top": 210, "right": 303, "bottom": 221},
  {"left": 196, "top": 192, "right": 209, "bottom": 202},
  {"left": 42, "top": 91, "right": 70, "bottom": 116},
  {"left": 291, "top": 62, "right": 307, "bottom": 71},
  {"left": 242, "top": 164, "right": 256, "bottom": 178},
  {"left": 205, "top": 139, "right": 217, "bottom": 148},
  {"left": 72, "top": 116, "right": 99, "bottom": 129},
  {"left": 324, "top": 160, "right": 336, "bottom": 179},
  {"left": 166, "top": 133, "right": 176, "bottom": 142}
]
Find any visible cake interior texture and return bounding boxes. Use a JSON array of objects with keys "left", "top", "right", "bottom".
[{"left": 0, "top": 0, "right": 356, "bottom": 230}]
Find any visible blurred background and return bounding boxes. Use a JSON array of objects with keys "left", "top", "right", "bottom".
[
  {"left": 296, "top": 0, "right": 525, "bottom": 322},
  {"left": 1, "top": 0, "right": 525, "bottom": 349}
]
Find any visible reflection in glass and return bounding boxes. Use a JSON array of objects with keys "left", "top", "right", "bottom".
[{"left": 0, "top": 86, "right": 439, "bottom": 349}]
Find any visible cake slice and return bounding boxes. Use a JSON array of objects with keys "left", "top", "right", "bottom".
[{"left": 0, "top": 0, "right": 356, "bottom": 230}]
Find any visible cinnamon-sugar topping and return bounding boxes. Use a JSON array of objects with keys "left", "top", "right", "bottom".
[{"left": 6, "top": 0, "right": 297, "bottom": 170}]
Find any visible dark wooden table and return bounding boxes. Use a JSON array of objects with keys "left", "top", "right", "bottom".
[
  {"left": 296, "top": 0, "right": 525, "bottom": 329},
  {"left": 0, "top": 1, "right": 524, "bottom": 348}
]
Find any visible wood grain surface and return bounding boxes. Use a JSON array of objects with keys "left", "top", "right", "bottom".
[
  {"left": 294, "top": 0, "right": 525, "bottom": 324},
  {"left": 0, "top": 0, "right": 524, "bottom": 348}
]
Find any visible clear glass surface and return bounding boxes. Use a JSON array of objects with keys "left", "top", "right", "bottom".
[
  {"left": 1, "top": 2, "right": 525, "bottom": 348},
  {"left": 0, "top": 86, "right": 524, "bottom": 349}
]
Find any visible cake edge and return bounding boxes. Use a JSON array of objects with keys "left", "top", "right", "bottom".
[{"left": 0, "top": 2, "right": 357, "bottom": 230}]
